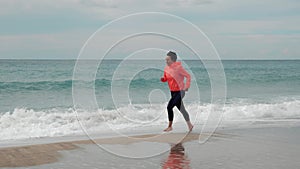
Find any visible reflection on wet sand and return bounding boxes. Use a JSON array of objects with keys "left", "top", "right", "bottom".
[{"left": 161, "top": 143, "right": 191, "bottom": 169}]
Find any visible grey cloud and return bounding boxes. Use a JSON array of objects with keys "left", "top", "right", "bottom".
[
  {"left": 80, "top": 0, "right": 118, "bottom": 8},
  {"left": 163, "top": 0, "right": 214, "bottom": 6}
]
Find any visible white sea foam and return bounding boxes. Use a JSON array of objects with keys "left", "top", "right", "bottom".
[{"left": 0, "top": 100, "right": 300, "bottom": 141}]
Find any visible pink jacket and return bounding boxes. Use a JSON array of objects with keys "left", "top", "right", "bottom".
[{"left": 161, "top": 62, "right": 191, "bottom": 91}]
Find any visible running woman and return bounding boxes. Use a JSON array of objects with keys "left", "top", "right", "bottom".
[{"left": 161, "top": 51, "right": 194, "bottom": 132}]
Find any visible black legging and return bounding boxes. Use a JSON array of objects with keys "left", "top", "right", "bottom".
[{"left": 167, "top": 90, "right": 190, "bottom": 122}]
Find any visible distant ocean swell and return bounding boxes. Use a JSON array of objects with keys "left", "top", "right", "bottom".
[
  {"left": 1, "top": 74, "right": 298, "bottom": 92},
  {"left": 0, "top": 78, "right": 170, "bottom": 92}
]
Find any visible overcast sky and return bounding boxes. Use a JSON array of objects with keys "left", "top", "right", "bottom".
[{"left": 0, "top": 0, "right": 299, "bottom": 60}]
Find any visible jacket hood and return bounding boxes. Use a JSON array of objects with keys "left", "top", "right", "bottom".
[{"left": 169, "top": 61, "right": 181, "bottom": 67}]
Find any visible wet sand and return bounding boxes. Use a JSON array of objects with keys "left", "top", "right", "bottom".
[
  {"left": 1, "top": 125, "right": 300, "bottom": 169},
  {"left": 0, "top": 132, "right": 205, "bottom": 167}
]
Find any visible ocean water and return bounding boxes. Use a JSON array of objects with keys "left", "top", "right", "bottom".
[{"left": 0, "top": 59, "right": 299, "bottom": 140}]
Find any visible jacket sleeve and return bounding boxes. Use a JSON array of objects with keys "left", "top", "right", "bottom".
[
  {"left": 179, "top": 66, "right": 191, "bottom": 89},
  {"left": 161, "top": 71, "right": 167, "bottom": 82}
]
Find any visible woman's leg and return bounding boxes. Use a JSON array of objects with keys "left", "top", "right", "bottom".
[
  {"left": 164, "top": 91, "right": 181, "bottom": 131},
  {"left": 167, "top": 91, "right": 183, "bottom": 121},
  {"left": 175, "top": 91, "right": 193, "bottom": 131},
  {"left": 175, "top": 101, "right": 190, "bottom": 121},
  {"left": 165, "top": 91, "right": 193, "bottom": 131}
]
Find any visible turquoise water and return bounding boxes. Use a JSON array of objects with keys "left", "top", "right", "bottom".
[
  {"left": 1, "top": 60, "right": 299, "bottom": 111},
  {"left": 0, "top": 59, "right": 299, "bottom": 140}
]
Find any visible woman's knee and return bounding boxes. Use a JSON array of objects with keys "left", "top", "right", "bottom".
[{"left": 167, "top": 104, "right": 173, "bottom": 111}]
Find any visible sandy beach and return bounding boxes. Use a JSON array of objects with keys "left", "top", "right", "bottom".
[
  {"left": 1, "top": 124, "right": 300, "bottom": 169},
  {"left": 0, "top": 132, "right": 201, "bottom": 167}
]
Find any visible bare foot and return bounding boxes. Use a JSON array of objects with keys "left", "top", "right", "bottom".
[
  {"left": 163, "top": 127, "right": 173, "bottom": 132},
  {"left": 188, "top": 124, "right": 194, "bottom": 132}
]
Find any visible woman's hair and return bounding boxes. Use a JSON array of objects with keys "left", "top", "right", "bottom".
[{"left": 167, "top": 51, "right": 177, "bottom": 61}]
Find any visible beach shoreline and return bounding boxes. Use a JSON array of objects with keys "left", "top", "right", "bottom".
[
  {"left": 0, "top": 132, "right": 204, "bottom": 168},
  {"left": 1, "top": 124, "right": 300, "bottom": 168}
]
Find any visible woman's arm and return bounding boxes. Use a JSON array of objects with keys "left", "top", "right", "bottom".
[
  {"left": 161, "top": 71, "right": 167, "bottom": 82},
  {"left": 179, "top": 66, "right": 191, "bottom": 90}
]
